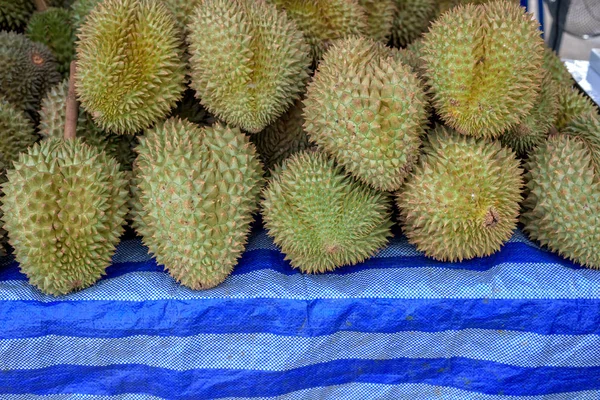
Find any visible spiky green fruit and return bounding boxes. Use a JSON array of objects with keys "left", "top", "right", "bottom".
[
  {"left": 187, "top": 0, "right": 311, "bottom": 134},
  {"left": 26, "top": 8, "right": 76, "bottom": 77},
  {"left": 1, "top": 138, "right": 129, "bottom": 295},
  {"left": 162, "top": 0, "right": 201, "bottom": 36},
  {"left": 422, "top": 1, "right": 544, "bottom": 138},
  {"left": 76, "top": 0, "right": 186, "bottom": 134},
  {"left": 134, "top": 118, "right": 263, "bottom": 289},
  {"left": 303, "top": 37, "right": 428, "bottom": 192},
  {"left": 543, "top": 47, "right": 573, "bottom": 88},
  {"left": 267, "top": 0, "right": 367, "bottom": 62},
  {"left": 389, "top": 0, "right": 438, "bottom": 48},
  {"left": 563, "top": 114, "right": 600, "bottom": 171},
  {"left": 555, "top": 86, "right": 598, "bottom": 131},
  {"left": 39, "top": 80, "right": 138, "bottom": 170},
  {"left": 500, "top": 70, "right": 559, "bottom": 157},
  {"left": 70, "top": 0, "right": 102, "bottom": 30},
  {"left": 0, "top": 99, "right": 37, "bottom": 176},
  {"left": 252, "top": 100, "right": 314, "bottom": 174},
  {"left": 0, "top": 32, "right": 62, "bottom": 121},
  {"left": 522, "top": 134, "right": 600, "bottom": 268},
  {"left": 358, "top": 0, "right": 396, "bottom": 43},
  {"left": 0, "top": 0, "right": 34, "bottom": 32},
  {"left": 262, "top": 150, "right": 393, "bottom": 273},
  {"left": 168, "top": 88, "right": 216, "bottom": 128},
  {"left": 398, "top": 128, "right": 523, "bottom": 262}
]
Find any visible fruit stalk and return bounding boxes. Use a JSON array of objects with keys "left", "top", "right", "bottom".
[
  {"left": 34, "top": 0, "right": 48, "bottom": 12},
  {"left": 64, "top": 61, "right": 78, "bottom": 140}
]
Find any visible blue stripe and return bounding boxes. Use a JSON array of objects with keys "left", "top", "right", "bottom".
[
  {"left": 1, "top": 359, "right": 599, "bottom": 398},
  {"left": 1, "top": 298, "right": 599, "bottom": 339}
]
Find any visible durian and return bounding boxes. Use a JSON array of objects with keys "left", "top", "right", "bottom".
[
  {"left": 187, "top": 0, "right": 311, "bottom": 133},
  {"left": 161, "top": 0, "right": 201, "bottom": 36},
  {"left": 555, "top": 85, "right": 598, "bottom": 131},
  {"left": 500, "top": 69, "right": 559, "bottom": 157},
  {"left": 261, "top": 150, "right": 393, "bottom": 273},
  {"left": 70, "top": 0, "right": 102, "bottom": 30},
  {"left": 267, "top": 0, "right": 367, "bottom": 62},
  {"left": 0, "top": 0, "right": 34, "bottom": 32},
  {"left": 76, "top": 0, "right": 186, "bottom": 134},
  {"left": 543, "top": 47, "right": 573, "bottom": 88},
  {"left": 564, "top": 114, "right": 600, "bottom": 171},
  {"left": 522, "top": 134, "right": 600, "bottom": 268},
  {"left": 421, "top": 0, "right": 544, "bottom": 138},
  {"left": 168, "top": 88, "right": 216, "bottom": 128},
  {"left": 1, "top": 138, "right": 129, "bottom": 295},
  {"left": 303, "top": 37, "right": 428, "bottom": 192},
  {"left": 25, "top": 8, "right": 76, "bottom": 77},
  {"left": 0, "top": 99, "right": 38, "bottom": 177},
  {"left": 134, "top": 118, "right": 263, "bottom": 290},
  {"left": 252, "top": 99, "right": 314, "bottom": 174},
  {"left": 398, "top": 127, "right": 523, "bottom": 262},
  {"left": 39, "top": 80, "right": 137, "bottom": 170},
  {"left": 0, "top": 32, "right": 62, "bottom": 121},
  {"left": 358, "top": 0, "right": 396, "bottom": 43},
  {"left": 389, "top": 0, "right": 438, "bottom": 48}
]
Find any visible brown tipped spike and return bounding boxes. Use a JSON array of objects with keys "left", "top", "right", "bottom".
[{"left": 64, "top": 61, "right": 78, "bottom": 140}]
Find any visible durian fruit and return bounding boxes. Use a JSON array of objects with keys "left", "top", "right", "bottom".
[
  {"left": 555, "top": 85, "right": 598, "bottom": 131},
  {"left": 0, "top": 99, "right": 38, "bottom": 177},
  {"left": 261, "top": 150, "right": 393, "bottom": 273},
  {"left": 563, "top": 114, "right": 600, "bottom": 171},
  {"left": 421, "top": 0, "right": 544, "bottom": 139},
  {"left": 357, "top": 0, "right": 396, "bottom": 43},
  {"left": 398, "top": 38, "right": 426, "bottom": 77},
  {"left": 187, "top": 0, "right": 311, "bottom": 134},
  {"left": 522, "top": 134, "right": 600, "bottom": 268},
  {"left": 303, "top": 37, "right": 428, "bottom": 192},
  {"left": 500, "top": 69, "right": 559, "bottom": 157},
  {"left": 70, "top": 0, "right": 102, "bottom": 30},
  {"left": 0, "top": 32, "right": 62, "bottom": 121},
  {"left": 543, "top": 47, "right": 573, "bottom": 88},
  {"left": 397, "top": 127, "right": 523, "bottom": 262},
  {"left": 39, "top": 80, "right": 137, "bottom": 170},
  {"left": 1, "top": 138, "right": 129, "bottom": 295},
  {"left": 267, "top": 0, "right": 368, "bottom": 62},
  {"left": 161, "top": 0, "right": 201, "bottom": 36},
  {"left": 168, "top": 88, "right": 216, "bottom": 128},
  {"left": 25, "top": 8, "right": 76, "bottom": 77},
  {"left": 134, "top": 118, "right": 263, "bottom": 290},
  {"left": 76, "top": 0, "right": 186, "bottom": 134},
  {"left": 252, "top": 99, "right": 314, "bottom": 174},
  {"left": 389, "top": 0, "right": 438, "bottom": 48},
  {"left": 0, "top": 0, "right": 34, "bottom": 32}
]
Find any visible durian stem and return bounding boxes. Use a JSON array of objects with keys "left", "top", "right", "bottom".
[
  {"left": 34, "top": 0, "right": 48, "bottom": 12},
  {"left": 64, "top": 61, "right": 78, "bottom": 141}
]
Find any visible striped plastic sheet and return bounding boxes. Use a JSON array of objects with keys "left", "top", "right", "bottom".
[{"left": 0, "top": 223, "right": 599, "bottom": 399}]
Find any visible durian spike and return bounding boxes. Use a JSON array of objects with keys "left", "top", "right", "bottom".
[
  {"left": 64, "top": 61, "right": 78, "bottom": 140},
  {"left": 34, "top": 0, "right": 48, "bottom": 12}
]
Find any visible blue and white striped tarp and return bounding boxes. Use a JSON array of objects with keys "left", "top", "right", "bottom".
[{"left": 1, "top": 222, "right": 599, "bottom": 399}]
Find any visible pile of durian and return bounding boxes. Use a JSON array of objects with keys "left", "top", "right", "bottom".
[{"left": 1, "top": 0, "right": 598, "bottom": 296}]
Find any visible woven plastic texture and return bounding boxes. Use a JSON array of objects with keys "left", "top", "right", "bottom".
[
  {"left": 0, "top": 222, "right": 599, "bottom": 399},
  {"left": 564, "top": 0, "right": 600, "bottom": 38}
]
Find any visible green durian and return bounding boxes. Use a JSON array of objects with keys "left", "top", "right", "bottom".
[
  {"left": 252, "top": 99, "right": 314, "bottom": 174},
  {"left": 261, "top": 150, "right": 393, "bottom": 273},
  {"left": 25, "top": 8, "right": 76, "bottom": 77},
  {"left": 421, "top": 0, "right": 544, "bottom": 139},
  {"left": 398, "top": 38, "right": 426, "bottom": 77},
  {"left": 0, "top": 99, "right": 38, "bottom": 177},
  {"left": 134, "top": 118, "right": 263, "bottom": 289},
  {"left": 398, "top": 127, "right": 523, "bottom": 262},
  {"left": 1, "top": 138, "right": 129, "bottom": 295},
  {"left": 70, "top": 0, "right": 102, "bottom": 30},
  {"left": 267, "top": 0, "right": 368, "bottom": 62},
  {"left": 76, "top": 0, "right": 186, "bottom": 134},
  {"left": 358, "top": 0, "right": 396, "bottom": 43},
  {"left": 522, "top": 134, "right": 600, "bottom": 268},
  {"left": 0, "top": 32, "right": 62, "bottom": 121},
  {"left": 39, "top": 80, "right": 138, "bottom": 170},
  {"left": 389, "top": 0, "right": 438, "bottom": 48},
  {"left": 543, "top": 46, "right": 573, "bottom": 88},
  {"left": 168, "top": 88, "right": 216, "bottom": 128},
  {"left": 0, "top": 0, "right": 34, "bottom": 32},
  {"left": 563, "top": 114, "right": 600, "bottom": 172},
  {"left": 187, "top": 0, "right": 311, "bottom": 134},
  {"left": 500, "top": 69, "right": 559, "bottom": 157},
  {"left": 555, "top": 85, "right": 598, "bottom": 131},
  {"left": 303, "top": 37, "right": 428, "bottom": 192},
  {"left": 161, "top": 0, "right": 201, "bottom": 36}
]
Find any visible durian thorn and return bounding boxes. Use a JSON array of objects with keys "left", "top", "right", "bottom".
[
  {"left": 483, "top": 207, "right": 500, "bottom": 228},
  {"left": 64, "top": 61, "right": 79, "bottom": 141},
  {"left": 34, "top": 0, "right": 47, "bottom": 12},
  {"left": 324, "top": 243, "right": 341, "bottom": 255}
]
